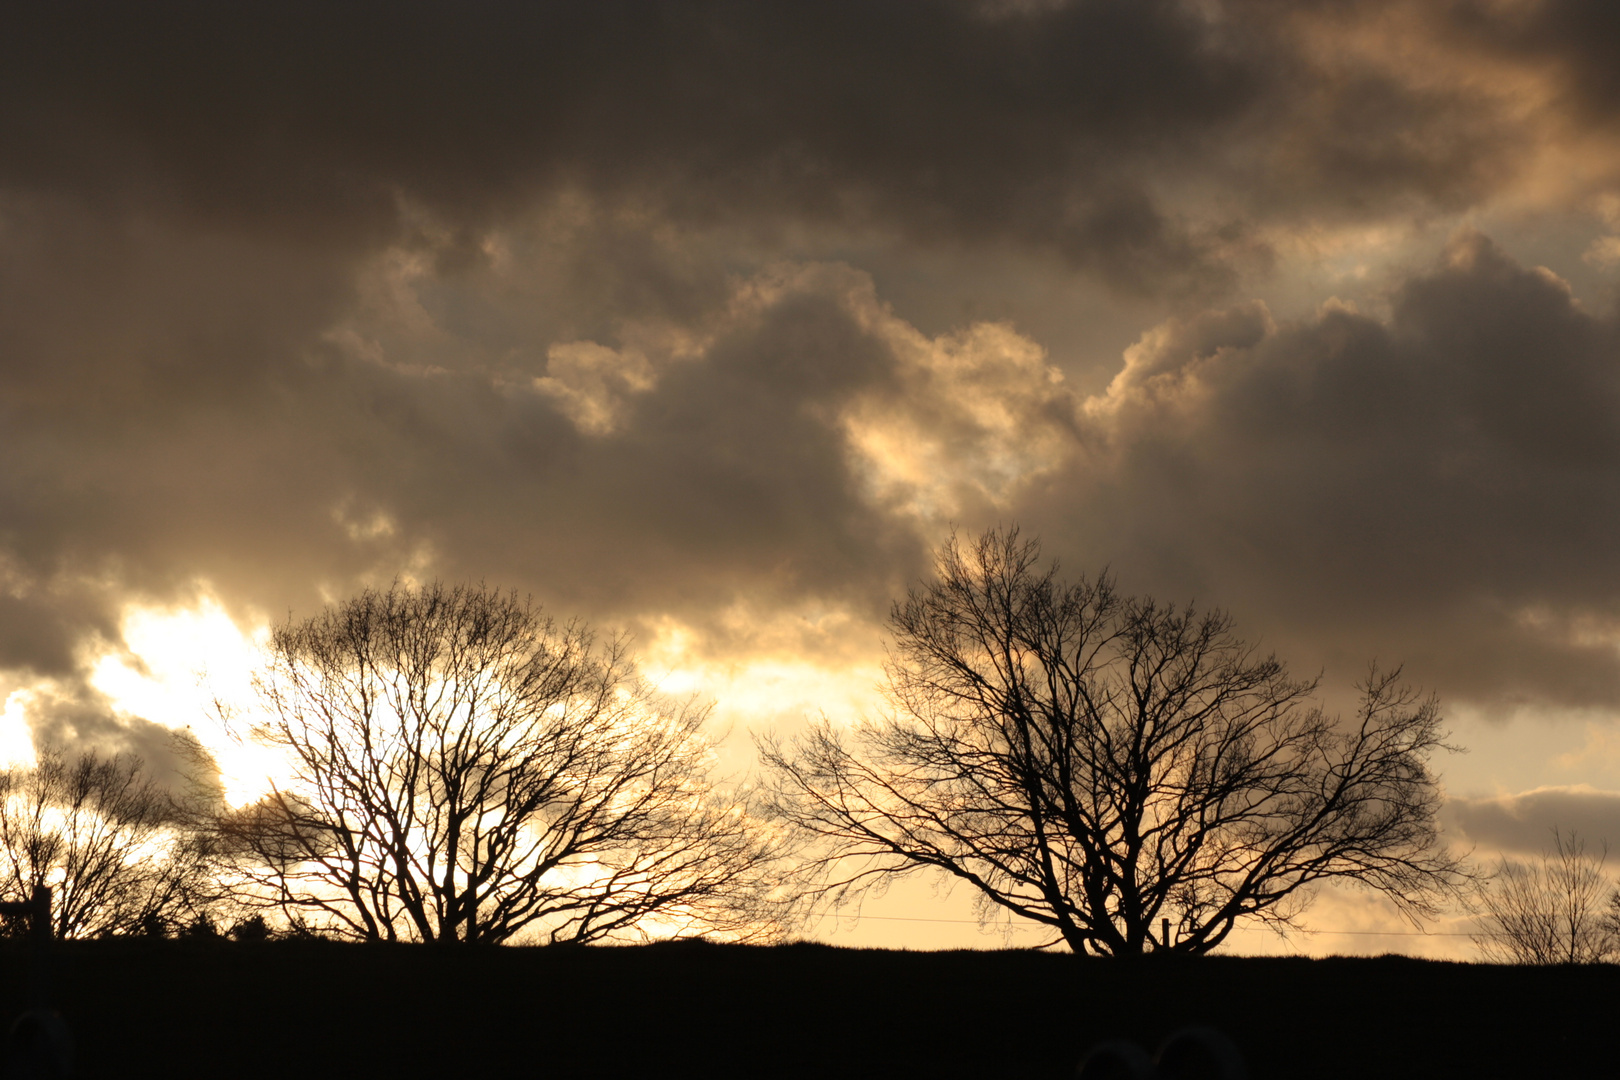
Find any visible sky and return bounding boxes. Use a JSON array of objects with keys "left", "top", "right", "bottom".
[{"left": 5, "top": 0, "right": 1620, "bottom": 956}]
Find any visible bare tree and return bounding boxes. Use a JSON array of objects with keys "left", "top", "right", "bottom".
[
  {"left": 212, "top": 582, "right": 788, "bottom": 945},
  {"left": 0, "top": 744, "right": 208, "bottom": 938},
  {"left": 760, "top": 527, "right": 1469, "bottom": 956},
  {"left": 1472, "top": 829, "right": 1620, "bottom": 964}
]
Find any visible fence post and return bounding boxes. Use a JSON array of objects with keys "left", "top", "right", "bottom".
[
  {"left": 27, "top": 886, "right": 50, "bottom": 1011},
  {"left": 0, "top": 887, "right": 52, "bottom": 1009}
]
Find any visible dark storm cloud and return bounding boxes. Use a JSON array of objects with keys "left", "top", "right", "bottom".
[
  {"left": 0, "top": 590, "right": 109, "bottom": 678},
  {"left": 0, "top": 0, "right": 1268, "bottom": 292},
  {"left": 2, "top": 0, "right": 1572, "bottom": 296},
  {"left": 0, "top": 194, "right": 367, "bottom": 594},
  {"left": 1446, "top": 788, "right": 1620, "bottom": 856},
  {"left": 1030, "top": 233, "right": 1620, "bottom": 708},
  {"left": 22, "top": 681, "right": 197, "bottom": 788},
  {"left": 0, "top": 193, "right": 936, "bottom": 702},
  {"left": 337, "top": 273, "right": 930, "bottom": 623},
  {"left": 1443, "top": 0, "right": 1620, "bottom": 123}
]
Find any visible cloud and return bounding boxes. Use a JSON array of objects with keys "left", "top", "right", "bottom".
[
  {"left": 304, "top": 247, "right": 1083, "bottom": 632},
  {"left": 1446, "top": 787, "right": 1620, "bottom": 856},
  {"left": 6, "top": 0, "right": 1610, "bottom": 298},
  {"left": 0, "top": 182, "right": 1079, "bottom": 713},
  {"left": 7, "top": 193, "right": 1620, "bottom": 759},
  {"left": 1448, "top": 0, "right": 1620, "bottom": 126},
  {"left": 1024, "top": 232, "right": 1620, "bottom": 708},
  {"left": 7, "top": 678, "right": 199, "bottom": 788},
  {"left": 535, "top": 342, "right": 658, "bottom": 437},
  {"left": 0, "top": 1, "right": 1269, "bottom": 293}
]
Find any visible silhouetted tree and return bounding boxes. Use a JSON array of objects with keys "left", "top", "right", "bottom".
[
  {"left": 214, "top": 582, "right": 788, "bottom": 944},
  {"left": 0, "top": 745, "right": 208, "bottom": 938},
  {"left": 1471, "top": 828, "right": 1620, "bottom": 964},
  {"left": 761, "top": 527, "right": 1469, "bottom": 956}
]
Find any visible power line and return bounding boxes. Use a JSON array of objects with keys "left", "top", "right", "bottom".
[{"left": 819, "top": 914, "right": 999, "bottom": 926}]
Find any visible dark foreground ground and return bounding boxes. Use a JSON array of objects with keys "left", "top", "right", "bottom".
[{"left": 0, "top": 938, "right": 1613, "bottom": 1078}]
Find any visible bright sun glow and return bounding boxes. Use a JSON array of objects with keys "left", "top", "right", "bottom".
[
  {"left": 0, "top": 684, "right": 39, "bottom": 767},
  {"left": 82, "top": 593, "right": 288, "bottom": 807}
]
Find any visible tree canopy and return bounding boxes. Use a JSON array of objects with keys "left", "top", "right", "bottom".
[
  {"left": 762, "top": 528, "right": 1470, "bottom": 955},
  {"left": 1471, "top": 829, "right": 1620, "bottom": 965},
  {"left": 0, "top": 744, "right": 207, "bottom": 939},
  {"left": 213, "top": 582, "right": 788, "bottom": 944}
]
